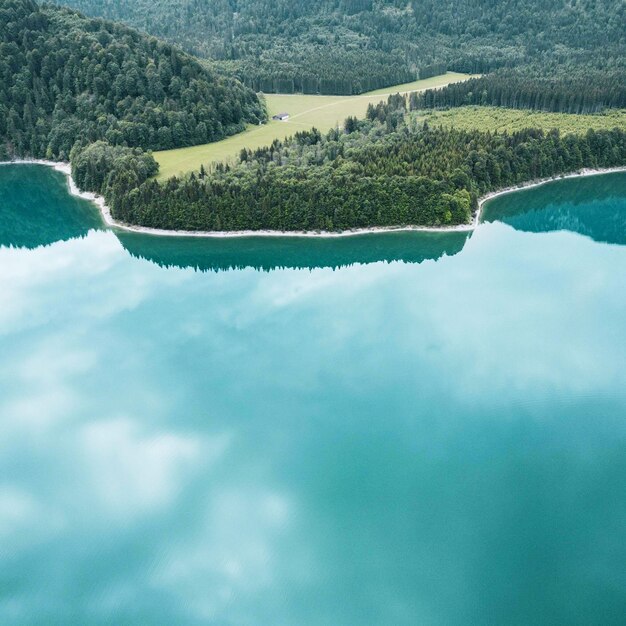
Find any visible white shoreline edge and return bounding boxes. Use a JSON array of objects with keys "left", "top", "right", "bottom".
[
  {"left": 2, "top": 159, "right": 625, "bottom": 239},
  {"left": 0, "top": 158, "right": 109, "bottom": 220}
]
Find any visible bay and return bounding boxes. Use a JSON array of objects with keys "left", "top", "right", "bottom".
[{"left": 0, "top": 165, "right": 625, "bottom": 625}]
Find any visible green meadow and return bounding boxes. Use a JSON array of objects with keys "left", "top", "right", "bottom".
[
  {"left": 153, "top": 77, "right": 626, "bottom": 182},
  {"left": 419, "top": 106, "right": 626, "bottom": 135},
  {"left": 154, "top": 72, "right": 476, "bottom": 179}
]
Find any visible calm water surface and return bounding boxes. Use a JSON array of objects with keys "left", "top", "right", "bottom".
[{"left": 1, "top": 165, "right": 625, "bottom": 625}]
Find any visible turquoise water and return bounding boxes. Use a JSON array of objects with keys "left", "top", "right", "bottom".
[{"left": 1, "top": 165, "right": 625, "bottom": 625}]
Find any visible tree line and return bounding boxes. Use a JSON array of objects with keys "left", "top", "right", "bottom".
[
  {"left": 73, "top": 96, "right": 626, "bottom": 233},
  {"left": 408, "top": 68, "right": 626, "bottom": 115}
]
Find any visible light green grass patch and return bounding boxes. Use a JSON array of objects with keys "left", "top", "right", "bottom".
[
  {"left": 155, "top": 72, "right": 477, "bottom": 179},
  {"left": 362, "top": 73, "right": 476, "bottom": 96},
  {"left": 418, "top": 106, "right": 626, "bottom": 135}
]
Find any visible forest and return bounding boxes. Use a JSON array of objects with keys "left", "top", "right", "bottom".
[
  {"left": 72, "top": 95, "right": 626, "bottom": 233},
  {"left": 408, "top": 68, "right": 626, "bottom": 115},
  {"left": 55, "top": 0, "right": 625, "bottom": 95},
  {"left": 0, "top": 0, "right": 264, "bottom": 160},
  {"left": 3, "top": 0, "right": 625, "bottom": 236}
]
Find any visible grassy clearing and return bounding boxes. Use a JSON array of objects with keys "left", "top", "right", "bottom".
[
  {"left": 154, "top": 72, "right": 476, "bottom": 179},
  {"left": 361, "top": 74, "right": 476, "bottom": 96},
  {"left": 418, "top": 106, "right": 626, "bottom": 135}
]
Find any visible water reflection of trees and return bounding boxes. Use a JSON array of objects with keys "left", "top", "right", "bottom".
[
  {"left": 115, "top": 230, "right": 472, "bottom": 273},
  {"left": 3, "top": 168, "right": 624, "bottom": 267},
  {"left": 0, "top": 166, "right": 103, "bottom": 249},
  {"left": 481, "top": 173, "right": 626, "bottom": 246}
]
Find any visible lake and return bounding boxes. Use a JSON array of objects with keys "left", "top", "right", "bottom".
[{"left": 1, "top": 165, "right": 625, "bottom": 625}]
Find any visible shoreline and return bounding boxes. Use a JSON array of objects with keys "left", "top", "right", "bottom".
[
  {"left": 0, "top": 158, "right": 110, "bottom": 218},
  {"left": 2, "top": 160, "right": 625, "bottom": 239},
  {"left": 476, "top": 166, "right": 626, "bottom": 213}
]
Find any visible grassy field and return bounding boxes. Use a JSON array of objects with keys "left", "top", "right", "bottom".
[
  {"left": 418, "top": 106, "right": 626, "bottom": 135},
  {"left": 154, "top": 72, "right": 476, "bottom": 179}
]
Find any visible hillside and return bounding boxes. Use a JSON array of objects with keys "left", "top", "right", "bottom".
[
  {"left": 54, "top": 0, "right": 625, "bottom": 95},
  {"left": 0, "top": 0, "right": 265, "bottom": 160}
]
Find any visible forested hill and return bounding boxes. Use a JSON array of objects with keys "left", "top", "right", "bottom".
[
  {"left": 53, "top": 0, "right": 625, "bottom": 95},
  {"left": 0, "top": 0, "right": 265, "bottom": 160},
  {"left": 72, "top": 95, "right": 626, "bottom": 233}
]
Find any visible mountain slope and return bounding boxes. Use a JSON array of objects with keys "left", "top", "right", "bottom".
[
  {"left": 0, "top": 0, "right": 265, "bottom": 160},
  {"left": 53, "top": 0, "right": 626, "bottom": 95}
]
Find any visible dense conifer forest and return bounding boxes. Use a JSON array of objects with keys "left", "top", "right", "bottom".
[
  {"left": 0, "top": 0, "right": 265, "bottom": 160},
  {"left": 71, "top": 96, "right": 626, "bottom": 233},
  {"left": 55, "top": 0, "right": 625, "bottom": 95},
  {"left": 408, "top": 69, "right": 626, "bottom": 114},
  {"left": 3, "top": 0, "right": 625, "bottom": 234}
]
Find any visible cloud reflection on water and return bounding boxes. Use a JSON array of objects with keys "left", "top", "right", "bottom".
[{"left": 0, "top": 171, "right": 625, "bottom": 624}]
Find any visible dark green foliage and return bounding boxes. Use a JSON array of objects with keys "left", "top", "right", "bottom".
[
  {"left": 0, "top": 0, "right": 265, "bottom": 159},
  {"left": 409, "top": 68, "right": 626, "bottom": 114},
  {"left": 116, "top": 228, "right": 471, "bottom": 273},
  {"left": 54, "top": 0, "right": 625, "bottom": 95},
  {"left": 6, "top": 0, "right": 623, "bottom": 236},
  {"left": 70, "top": 141, "right": 158, "bottom": 195},
  {"left": 87, "top": 98, "right": 626, "bottom": 233}
]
